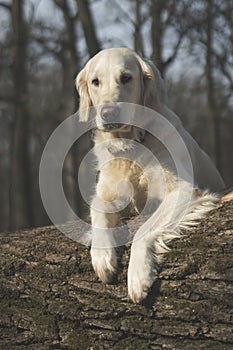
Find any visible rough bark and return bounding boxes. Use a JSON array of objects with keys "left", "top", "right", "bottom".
[{"left": 0, "top": 200, "right": 232, "bottom": 349}]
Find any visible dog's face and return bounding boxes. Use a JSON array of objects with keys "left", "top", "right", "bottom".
[
  {"left": 87, "top": 50, "right": 143, "bottom": 105},
  {"left": 76, "top": 48, "right": 165, "bottom": 131}
]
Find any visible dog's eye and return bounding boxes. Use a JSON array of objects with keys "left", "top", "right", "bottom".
[
  {"left": 92, "top": 78, "right": 99, "bottom": 86},
  {"left": 120, "top": 74, "right": 132, "bottom": 84}
]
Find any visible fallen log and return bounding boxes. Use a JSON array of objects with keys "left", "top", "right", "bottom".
[{"left": 0, "top": 200, "right": 232, "bottom": 349}]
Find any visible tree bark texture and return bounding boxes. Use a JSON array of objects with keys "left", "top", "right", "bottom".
[{"left": 0, "top": 200, "right": 232, "bottom": 349}]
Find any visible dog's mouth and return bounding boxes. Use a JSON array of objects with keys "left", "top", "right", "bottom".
[
  {"left": 96, "top": 105, "right": 131, "bottom": 132},
  {"left": 102, "top": 123, "right": 129, "bottom": 131}
]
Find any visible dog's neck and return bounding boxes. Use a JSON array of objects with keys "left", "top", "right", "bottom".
[
  {"left": 93, "top": 127, "right": 146, "bottom": 155},
  {"left": 93, "top": 127, "right": 145, "bottom": 143}
]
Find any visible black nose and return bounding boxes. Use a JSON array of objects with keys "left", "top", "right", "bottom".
[{"left": 100, "top": 106, "right": 120, "bottom": 122}]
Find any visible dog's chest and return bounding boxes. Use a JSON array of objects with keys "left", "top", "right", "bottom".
[{"left": 97, "top": 158, "right": 148, "bottom": 213}]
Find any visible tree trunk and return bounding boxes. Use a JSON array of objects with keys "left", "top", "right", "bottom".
[
  {"left": 134, "top": 0, "right": 144, "bottom": 57},
  {"left": 0, "top": 199, "right": 232, "bottom": 349},
  {"left": 205, "top": 0, "right": 221, "bottom": 171},
  {"left": 151, "top": 0, "right": 165, "bottom": 75},
  {"left": 54, "top": 0, "right": 82, "bottom": 219},
  {"left": 76, "top": 0, "right": 100, "bottom": 57},
  {"left": 8, "top": 0, "right": 33, "bottom": 230}
]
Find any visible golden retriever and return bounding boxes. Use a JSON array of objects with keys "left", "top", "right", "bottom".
[{"left": 76, "top": 48, "right": 224, "bottom": 303}]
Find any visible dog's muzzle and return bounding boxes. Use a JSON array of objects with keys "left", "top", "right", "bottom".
[{"left": 100, "top": 105, "right": 124, "bottom": 130}]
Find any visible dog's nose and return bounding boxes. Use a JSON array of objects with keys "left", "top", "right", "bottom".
[{"left": 100, "top": 106, "right": 120, "bottom": 122}]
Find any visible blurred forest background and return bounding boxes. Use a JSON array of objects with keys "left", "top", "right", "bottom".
[{"left": 0, "top": 0, "right": 232, "bottom": 232}]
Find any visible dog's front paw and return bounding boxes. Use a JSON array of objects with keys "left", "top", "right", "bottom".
[
  {"left": 91, "top": 247, "right": 117, "bottom": 283},
  {"left": 127, "top": 247, "right": 159, "bottom": 303}
]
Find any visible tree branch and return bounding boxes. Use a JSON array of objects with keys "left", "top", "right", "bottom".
[
  {"left": 216, "top": 53, "right": 233, "bottom": 91},
  {"left": 0, "top": 1, "right": 11, "bottom": 11},
  {"left": 164, "top": 31, "right": 185, "bottom": 68}
]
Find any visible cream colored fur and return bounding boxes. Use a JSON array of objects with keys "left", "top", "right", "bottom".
[{"left": 76, "top": 48, "right": 225, "bottom": 303}]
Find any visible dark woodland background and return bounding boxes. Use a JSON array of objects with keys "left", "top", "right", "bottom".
[{"left": 0, "top": 0, "right": 232, "bottom": 232}]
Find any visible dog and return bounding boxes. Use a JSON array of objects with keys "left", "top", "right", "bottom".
[{"left": 76, "top": 48, "right": 225, "bottom": 303}]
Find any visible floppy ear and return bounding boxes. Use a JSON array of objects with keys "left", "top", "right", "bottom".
[
  {"left": 136, "top": 55, "right": 166, "bottom": 111},
  {"left": 75, "top": 67, "right": 92, "bottom": 122}
]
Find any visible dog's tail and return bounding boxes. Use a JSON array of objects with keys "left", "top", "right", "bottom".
[{"left": 142, "top": 188, "right": 220, "bottom": 256}]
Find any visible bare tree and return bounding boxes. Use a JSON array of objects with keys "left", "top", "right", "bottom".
[
  {"left": 76, "top": 0, "right": 101, "bottom": 56},
  {"left": 134, "top": 0, "right": 145, "bottom": 56},
  {"left": 182, "top": 0, "right": 233, "bottom": 172},
  {"left": 150, "top": 0, "right": 165, "bottom": 73},
  {"left": 52, "top": 0, "right": 83, "bottom": 218},
  {"left": 0, "top": 0, "right": 232, "bottom": 232},
  {"left": 205, "top": 0, "right": 221, "bottom": 169},
  {"left": 150, "top": 0, "right": 191, "bottom": 76},
  {"left": 6, "top": 0, "right": 34, "bottom": 230}
]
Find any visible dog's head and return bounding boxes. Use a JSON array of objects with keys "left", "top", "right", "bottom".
[{"left": 76, "top": 48, "right": 165, "bottom": 131}]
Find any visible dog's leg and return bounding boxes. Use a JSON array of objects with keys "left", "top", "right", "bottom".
[
  {"left": 90, "top": 194, "right": 121, "bottom": 283},
  {"left": 128, "top": 184, "right": 218, "bottom": 303}
]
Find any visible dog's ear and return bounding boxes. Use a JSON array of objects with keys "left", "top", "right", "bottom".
[
  {"left": 136, "top": 55, "right": 166, "bottom": 111},
  {"left": 75, "top": 67, "right": 92, "bottom": 122}
]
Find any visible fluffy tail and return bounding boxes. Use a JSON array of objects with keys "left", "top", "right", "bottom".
[{"left": 141, "top": 188, "right": 220, "bottom": 255}]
